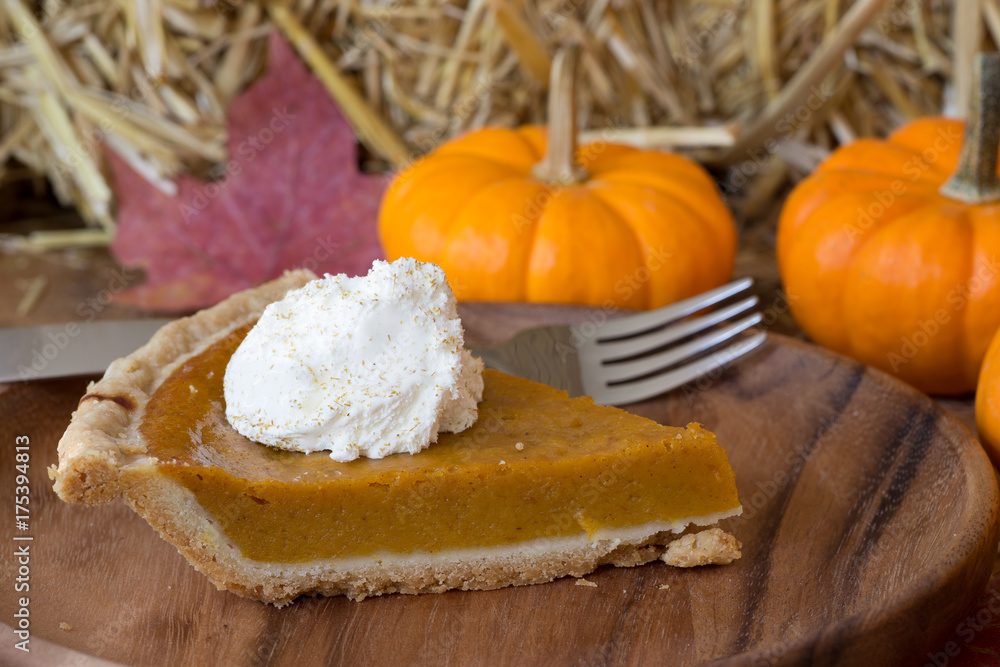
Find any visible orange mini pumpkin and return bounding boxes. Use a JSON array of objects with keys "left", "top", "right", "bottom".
[
  {"left": 976, "top": 326, "right": 1000, "bottom": 467},
  {"left": 378, "top": 47, "right": 736, "bottom": 310},
  {"left": 777, "top": 55, "right": 1000, "bottom": 395}
]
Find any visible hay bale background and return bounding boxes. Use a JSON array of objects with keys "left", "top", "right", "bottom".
[{"left": 0, "top": 0, "right": 990, "bottom": 248}]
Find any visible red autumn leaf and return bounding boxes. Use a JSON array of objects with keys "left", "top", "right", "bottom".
[{"left": 109, "top": 31, "right": 387, "bottom": 311}]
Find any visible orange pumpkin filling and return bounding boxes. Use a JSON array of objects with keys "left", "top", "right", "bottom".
[{"left": 139, "top": 327, "right": 741, "bottom": 564}]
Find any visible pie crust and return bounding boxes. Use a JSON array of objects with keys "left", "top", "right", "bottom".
[{"left": 50, "top": 271, "right": 743, "bottom": 606}]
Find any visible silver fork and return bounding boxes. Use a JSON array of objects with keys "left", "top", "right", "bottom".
[{"left": 468, "top": 278, "right": 766, "bottom": 405}]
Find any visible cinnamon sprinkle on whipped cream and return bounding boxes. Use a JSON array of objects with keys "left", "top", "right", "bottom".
[{"left": 224, "top": 258, "right": 483, "bottom": 461}]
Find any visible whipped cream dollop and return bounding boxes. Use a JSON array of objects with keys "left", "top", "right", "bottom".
[{"left": 224, "top": 258, "right": 484, "bottom": 461}]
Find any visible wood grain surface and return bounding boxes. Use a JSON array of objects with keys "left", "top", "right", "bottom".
[{"left": 0, "top": 302, "right": 998, "bottom": 667}]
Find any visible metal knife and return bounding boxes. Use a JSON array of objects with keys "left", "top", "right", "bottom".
[{"left": 0, "top": 319, "right": 175, "bottom": 383}]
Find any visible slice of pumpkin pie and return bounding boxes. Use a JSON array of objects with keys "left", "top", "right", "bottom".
[{"left": 50, "top": 264, "right": 743, "bottom": 606}]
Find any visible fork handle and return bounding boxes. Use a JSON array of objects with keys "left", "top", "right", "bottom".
[{"left": 468, "top": 326, "right": 586, "bottom": 397}]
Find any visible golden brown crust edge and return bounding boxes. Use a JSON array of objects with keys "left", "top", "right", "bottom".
[{"left": 48, "top": 270, "right": 317, "bottom": 505}]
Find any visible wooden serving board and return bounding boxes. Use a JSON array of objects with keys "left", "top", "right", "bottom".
[{"left": 1, "top": 303, "right": 999, "bottom": 666}]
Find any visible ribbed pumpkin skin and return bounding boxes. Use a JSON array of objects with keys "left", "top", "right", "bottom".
[
  {"left": 379, "top": 126, "right": 737, "bottom": 309},
  {"left": 777, "top": 118, "right": 1000, "bottom": 395}
]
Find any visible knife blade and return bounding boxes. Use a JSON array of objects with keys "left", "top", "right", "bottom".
[{"left": 0, "top": 319, "right": 175, "bottom": 383}]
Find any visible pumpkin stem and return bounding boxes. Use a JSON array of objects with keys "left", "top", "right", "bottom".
[
  {"left": 940, "top": 53, "right": 1000, "bottom": 204},
  {"left": 531, "top": 45, "right": 589, "bottom": 185}
]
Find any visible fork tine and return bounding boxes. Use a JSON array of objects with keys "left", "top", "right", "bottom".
[
  {"left": 589, "top": 332, "right": 767, "bottom": 406},
  {"left": 591, "top": 296, "right": 759, "bottom": 363},
  {"left": 588, "top": 277, "right": 753, "bottom": 341},
  {"left": 595, "top": 313, "right": 762, "bottom": 384}
]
